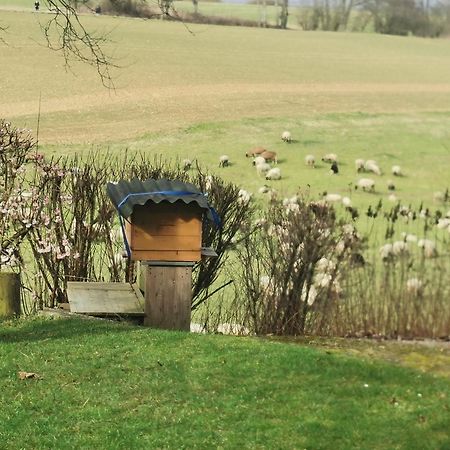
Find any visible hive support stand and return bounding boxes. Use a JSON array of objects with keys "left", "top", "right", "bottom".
[{"left": 143, "top": 261, "right": 194, "bottom": 331}]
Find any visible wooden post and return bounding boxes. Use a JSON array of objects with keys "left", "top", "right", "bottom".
[
  {"left": 0, "top": 272, "right": 21, "bottom": 318},
  {"left": 144, "top": 262, "right": 193, "bottom": 331}
]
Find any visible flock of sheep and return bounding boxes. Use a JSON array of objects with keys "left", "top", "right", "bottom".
[
  {"left": 182, "top": 129, "right": 448, "bottom": 220},
  {"left": 211, "top": 130, "right": 408, "bottom": 204}
]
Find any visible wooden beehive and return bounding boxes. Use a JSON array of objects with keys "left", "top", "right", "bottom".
[{"left": 125, "top": 201, "right": 204, "bottom": 262}]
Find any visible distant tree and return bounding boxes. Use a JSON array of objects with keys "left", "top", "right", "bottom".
[
  {"left": 364, "top": 0, "right": 445, "bottom": 36},
  {"left": 279, "top": 0, "right": 288, "bottom": 28}
]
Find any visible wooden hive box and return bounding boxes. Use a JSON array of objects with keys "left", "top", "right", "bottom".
[{"left": 125, "top": 201, "right": 204, "bottom": 262}]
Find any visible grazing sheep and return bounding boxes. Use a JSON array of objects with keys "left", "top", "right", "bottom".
[
  {"left": 258, "top": 185, "right": 271, "bottom": 194},
  {"left": 355, "top": 159, "right": 365, "bottom": 172},
  {"left": 433, "top": 191, "right": 448, "bottom": 203},
  {"left": 355, "top": 178, "right": 375, "bottom": 192},
  {"left": 364, "top": 160, "right": 381, "bottom": 175},
  {"left": 342, "top": 196, "right": 352, "bottom": 207},
  {"left": 305, "top": 154, "right": 315, "bottom": 168},
  {"left": 387, "top": 180, "right": 396, "bottom": 191},
  {"left": 219, "top": 155, "right": 229, "bottom": 167},
  {"left": 255, "top": 162, "right": 271, "bottom": 176},
  {"left": 379, "top": 243, "right": 394, "bottom": 260},
  {"left": 322, "top": 153, "right": 338, "bottom": 163},
  {"left": 391, "top": 165, "right": 402, "bottom": 176},
  {"left": 266, "top": 167, "right": 281, "bottom": 180},
  {"left": 182, "top": 159, "right": 192, "bottom": 171},
  {"left": 392, "top": 240, "right": 409, "bottom": 256},
  {"left": 281, "top": 131, "right": 292, "bottom": 143},
  {"left": 323, "top": 193, "right": 342, "bottom": 202},
  {"left": 388, "top": 194, "right": 398, "bottom": 202},
  {"left": 437, "top": 218, "right": 450, "bottom": 229},
  {"left": 260, "top": 151, "right": 278, "bottom": 164},
  {"left": 246, "top": 147, "right": 266, "bottom": 158},
  {"left": 402, "top": 233, "right": 418, "bottom": 243},
  {"left": 252, "top": 156, "right": 266, "bottom": 166}
]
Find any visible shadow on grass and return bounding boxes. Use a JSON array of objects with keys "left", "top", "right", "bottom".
[{"left": 0, "top": 315, "right": 191, "bottom": 344}]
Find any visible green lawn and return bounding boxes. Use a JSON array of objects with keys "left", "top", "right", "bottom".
[{"left": 0, "top": 316, "right": 449, "bottom": 449}]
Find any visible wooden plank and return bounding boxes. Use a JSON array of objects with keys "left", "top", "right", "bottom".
[
  {"left": 67, "top": 282, "right": 144, "bottom": 315},
  {"left": 132, "top": 232, "right": 201, "bottom": 251},
  {"left": 144, "top": 265, "right": 192, "bottom": 331},
  {"left": 133, "top": 214, "right": 201, "bottom": 236}
]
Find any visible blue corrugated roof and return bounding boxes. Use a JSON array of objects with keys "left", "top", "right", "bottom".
[{"left": 106, "top": 178, "right": 213, "bottom": 220}]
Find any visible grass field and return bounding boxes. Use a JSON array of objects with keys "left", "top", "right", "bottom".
[{"left": 0, "top": 316, "right": 449, "bottom": 449}]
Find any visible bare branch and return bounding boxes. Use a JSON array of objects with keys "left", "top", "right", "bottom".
[{"left": 41, "top": 0, "right": 118, "bottom": 88}]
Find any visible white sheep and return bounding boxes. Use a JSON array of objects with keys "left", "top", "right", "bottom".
[
  {"left": 417, "top": 239, "right": 437, "bottom": 258},
  {"left": 364, "top": 160, "right": 381, "bottom": 175},
  {"left": 281, "top": 131, "right": 292, "bottom": 143},
  {"left": 305, "top": 154, "right": 315, "bottom": 168},
  {"left": 433, "top": 191, "right": 445, "bottom": 202},
  {"left": 356, "top": 178, "right": 375, "bottom": 192},
  {"left": 256, "top": 162, "right": 271, "bottom": 176},
  {"left": 355, "top": 159, "right": 365, "bottom": 172},
  {"left": 388, "top": 194, "right": 399, "bottom": 202},
  {"left": 266, "top": 168, "right": 281, "bottom": 180},
  {"left": 324, "top": 193, "right": 342, "bottom": 202},
  {"left": 342, "top": 196, "right": 352, "bottom": 207},
  {"left": 321, "top": 153, "right": 338, "bottom": 163},
  {"left": 258, "top": 185, "right": 271, "bottom": 194},
  {"left": 392, "top": 240, "right": 409, "bottom": 256},
  {"left": 401, "top": 232, "right": 418, "bottom": 243},
  {"left": 219, "top": 155, "right": 229, "bottom": 167},
  {"left": 252, "top": 156, "right": 266, "bottom": 166},
  {"left": 379, "top": 243, "right": 393, "bottom": 260},
  {"left": 437, "top": 218, "right": 450, "bottom": 229},
  {"left": 237, "top": 189, "right": 252, "bottom": 205},
  {"left": 391, "top": 165, "right": 402, "bottom": 176}
]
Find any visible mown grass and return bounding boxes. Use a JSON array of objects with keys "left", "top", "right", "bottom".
[{"left": 0, "top": 316, "right": 449, "bottom": 449}]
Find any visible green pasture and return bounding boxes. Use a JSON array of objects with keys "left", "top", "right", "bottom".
[
  {"left": 0, "top": 10, "right": 449, "bottom": 213},
  {"left": 0, "top": 316, "right": 449, "bottom": 449}
]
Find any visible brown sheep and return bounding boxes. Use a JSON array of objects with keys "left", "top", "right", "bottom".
[
  {"left": 245, "top": 147, "right": 267, "bottom": 158},
  {"left": 260, "top": 151, "right": 278, "bottom": 164}
]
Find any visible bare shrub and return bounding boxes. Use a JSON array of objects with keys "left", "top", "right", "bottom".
[{"left": 232, "top": 195, "right": 364, "bottom": 336}]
